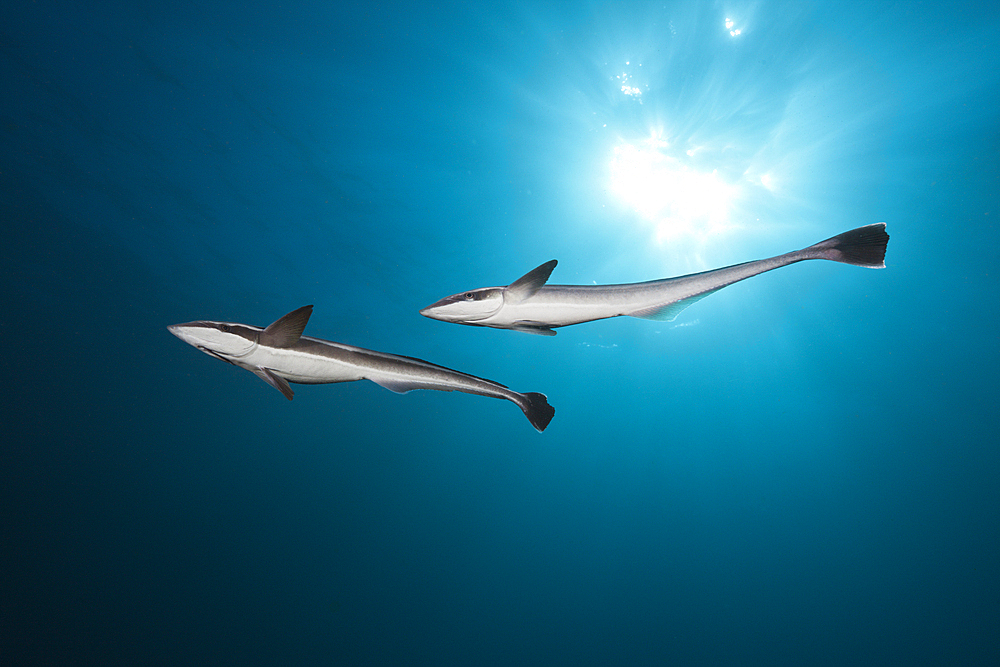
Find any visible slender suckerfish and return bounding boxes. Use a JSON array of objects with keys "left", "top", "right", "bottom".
[
  {"left": 168, "top": 306, "right": 554, "bottom": 431},
  {"left": 420, "top": 223, "right": 889, "bottom": 336}
]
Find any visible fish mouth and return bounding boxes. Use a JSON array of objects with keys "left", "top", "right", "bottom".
[
  {"left": 419, "top": 296, "right": 452, "bottom": 318},
  {"left": 419, "top": 300, "right": 454, "bottom": 320},
  {"left": 418, "top": 295, "right": 501, "bottom": 322},
  {"left": 197, "top": 346, "right": 234, "bottom": 364}
]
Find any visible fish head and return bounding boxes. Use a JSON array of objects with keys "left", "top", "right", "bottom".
[
  {"left": 168, "top": 320, "right": 259, "bottom": 362},
  {"left": 419, "top": 287, "right": 504, "bottom": 323}
]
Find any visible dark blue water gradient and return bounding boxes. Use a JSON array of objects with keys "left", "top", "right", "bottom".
[{"left": 2, "top": 2, "right": 998, "bottom": 665}]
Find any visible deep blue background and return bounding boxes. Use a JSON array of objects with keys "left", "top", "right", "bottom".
[{"left": 3, "top": 2, "right": 998, "bottom": 665}]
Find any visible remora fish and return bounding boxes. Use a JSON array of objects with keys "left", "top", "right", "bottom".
[
  {"left": 168, "top": 306, "right": 554, "bottom": 432},
  {"left": 420, "top": 223, "right": 889, "bottom": 335}
]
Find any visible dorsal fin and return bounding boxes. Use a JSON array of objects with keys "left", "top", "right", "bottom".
[
  {"left": 261, "top": 305, "right": 313, "bottom": 347},
  {"left": 505, "top": 260, "right": 557, "bottom": 304}
]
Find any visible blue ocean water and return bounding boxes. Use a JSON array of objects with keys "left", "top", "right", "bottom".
[{"left": 3, "top": 1, "right": 998, "bottom": 664}]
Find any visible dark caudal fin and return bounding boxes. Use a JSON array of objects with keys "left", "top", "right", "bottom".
[
  {"left": 807, "top": 223, "right": 890, "bottom": 268},
  {"left": 520, "top": 392, "right": 555, "bottom": 432}
]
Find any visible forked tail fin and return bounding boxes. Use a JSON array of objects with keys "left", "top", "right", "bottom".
[
  {"left": 520, "top": 392, "right": 555, "bottom": 432},
  {"left": 807, "top": 223, "right": 890, "bottom": 268}
]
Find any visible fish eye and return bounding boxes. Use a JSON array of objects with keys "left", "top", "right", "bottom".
[
  {"left": 220, "top": 324, "right": 231, "bottom": 332},
  {"left": 464, "top": 292, "right": 475, "bottom": 300}
]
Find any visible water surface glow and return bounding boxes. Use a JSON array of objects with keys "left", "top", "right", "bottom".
[{"left": 609, "top": 136, "right": 741, "bottom": 243}]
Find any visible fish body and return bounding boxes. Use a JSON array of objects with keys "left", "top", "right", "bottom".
[
  {"left": 168, "top": 306, "right": 554, "bottom": 431},
  {"left": 420, "top": 224, "right": 890, "bottom": 335}
]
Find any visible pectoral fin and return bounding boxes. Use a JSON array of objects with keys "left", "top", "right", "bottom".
[
  {"left": 512, "top": 321, "right": 557, "bottom": 336},
  {"left": 253, "top": 367, "right": 295, "bottom": 400},
  {"left": 505, "top": 260, "right": 557, "bottom": 304}
]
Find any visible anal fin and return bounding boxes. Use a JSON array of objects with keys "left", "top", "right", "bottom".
[
  {"left": 370, "top": 377, "right": 427, "bottom": 394},
  {"left": 629, "top": 290, "right": 719, "bottom": 322}
]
